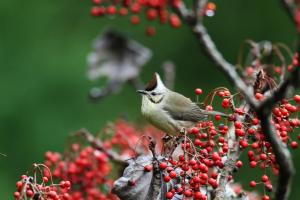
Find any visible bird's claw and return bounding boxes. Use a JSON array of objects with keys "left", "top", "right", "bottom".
[{"left": 180, "top": 127, "right": 186, "bottom": 134}]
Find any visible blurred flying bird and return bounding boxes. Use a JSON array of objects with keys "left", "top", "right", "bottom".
[{"left": 87, "top": 29, "right": 152, "bottom": 100}]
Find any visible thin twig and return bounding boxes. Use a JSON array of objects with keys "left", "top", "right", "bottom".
[{"left": 75, "top": 129, "right": 127, "bottom": 166}]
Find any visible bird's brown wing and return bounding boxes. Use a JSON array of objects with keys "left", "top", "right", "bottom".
[{"left": 163, "top": 91, "right": 207, "bottom": 122}]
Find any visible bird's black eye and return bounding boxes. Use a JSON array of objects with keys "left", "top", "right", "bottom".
[{"left": 151, "top": 92, "right": 157, "bottom": 96}]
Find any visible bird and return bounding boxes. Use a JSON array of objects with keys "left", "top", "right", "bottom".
[{"left": 137, "top": 73, "right": 228, "bottom": 136}]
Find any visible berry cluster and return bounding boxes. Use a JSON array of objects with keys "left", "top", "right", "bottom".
[
  {"left": 106, "top": 120, "right": 163, "bottom": 157},
  {"left": 43, "top": 147, "right": 117, "bottom": 200},
  {"left": 14, "top": 164, "right": 71, "bottom": 200},
  {"left": 157, "top": 117, "right": 234, "bottom": 199},
  {"left": 15, "top": 120, "right": 163, "bottom": 200},
  {"left": 90, "top": 0, "right": 216, "bottom": 36}
]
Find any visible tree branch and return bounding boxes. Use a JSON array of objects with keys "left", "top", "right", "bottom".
[
  {"left": 280, "top": 0, "right": 296, "bottom": 23},
  {"left": 258, "top": 114, "right": 294, "bottom": 200},
  {"left": 75, "top": 129, "right": 127, "bottom": 166}
]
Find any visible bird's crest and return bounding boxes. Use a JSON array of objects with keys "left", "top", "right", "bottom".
[
  {"left": 145, "top": 73, "right": 166, "bottom": 91},
  {"left": 145, "top": 73, "right": 158, "bottom": 91}
]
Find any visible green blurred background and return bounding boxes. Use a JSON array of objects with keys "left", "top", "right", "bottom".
[{"left": 0, "top": 0, "right": 299, "bottom": 199}]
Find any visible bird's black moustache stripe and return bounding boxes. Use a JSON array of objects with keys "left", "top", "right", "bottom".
[{"left": 149, "top": 96, "right": 164, "bottom": 104}]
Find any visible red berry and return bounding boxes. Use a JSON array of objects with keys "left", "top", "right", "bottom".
[
  {"left": 194, "top": 191, "right": 202, "bottom": 199},
  {"left": 252, "top": 142, "right": 259, "bottom": 149},
  {"left": 221, "top": 98, "right": 230, "bottom": 108},
  {"left": 235, "top": 129, "right": 245, "bottom": 137},
  {"left": 206, "top": 105, "right": 213, "bottom": 110},
  {"left": 106, "top": 5, "right": 116, "bottom": 15},
  {"left": 294, "top": 95, "right": 300, "bottom": 103},
  {"left": 163, "top": 175, "right": 171, "bottom": 182},
  {"left": 265, "top": 184, "right": 273, "bottom": 192},
  {"left": 208, "top": 178, "right": 218, "bottom": 188},
  {"left": 215, "top": 115, "right": 221, "bottom": 121},
  {"left": 261, "top": 175, "right": 269, "bottom": 182},
  {"left": 260, "top": 153, "right": 267, "bottom": 161},
  {"left": 206, "top": 2, "right": 216, "bottom": 10},
  {"left": 64, "top": 180, "right": 71, "bottom": 188},
  {"left": 235, "top": 160, "right": 243, "bottom": 168},
  {"left": 248, "top": 128, "right": 255, "bottom": 134},
  {"left": 274, "top": 66, "right": 282, "bottom": 74},
  {"left": 62, "top": 193, "right": 71, "bottom": 200},
  {"left": 249, "top": 181, "right": 256, "bottom": 187},
  {"left": 146, "top": 8, "right": 158, "bottom": 20},
  {"left": 247, "top": 150, "right": 254, "bottom": 157},
  {"left": 194, "top": 138, "right": 201, "bottom": 146},
  {"left": 293, "top": 58, "right": 298, "bottom": 66},
  {"left": 13, "top": 192, "right": 20, "bottom": 199},
  {"left": 60, "top": 181, "right": 66, "bottom": 188},
  {"left": 195, "top": 88, "right": 203, "bottom": 95},
  {"left": 169, "top": 14, "right": 181, "bottom": 28},
  {"left": 166, "top": 192, "right": 174, "bottom": 199},
  {"left": 250, "top": 161, "right": 257, "bottom": 168},
  {"left": 92, "top": 0, "right": 101, "bottom": 4},
  {"left": 42, "top": 176, "right": 49, "bottom": 183},
  {"left": 189, "top": 159, "right": 197, "bottom": 165},
  {"left": 159, "top": 162, "right": 167, "bottom": 169},
  {"left": 290, "top": 141, "right": 298, "bottom": 149},
  {"left": 90, "top": 6, "right": 101, "bottom": 16},
  {"left": 26, "top": 190, "right": 34, "bottom": 198},
  {"left": 239, "top": 140, "right": 248, "bottom": 148},
  {"left": 252, "top": 118, "right": 259, "bottom": 125},
  {"left": 255, "top": 92, "right": 264, "bottom": 100},
  {"left": 262, "top": 195, "right": 270, "bottom": 200},
  {"left": 130, "top": 3, "right": 141, "bottom": 13},
  {"left": 16, "top": 181, "right": 22, "bottom": 190},
  {"left": 211, "top": 152, "right": 220, "bottom": 161},
  {"left": 145, "top": 26, "right": 156, "bottom": 36},
  {"left": 20, "top": 175, "right": 27, "bottom": 179},
  {"left": 190, "top": 127, "right": 199, "bottom": 134},
  {"left": 144, "top": 165, "right": 153, "bottom": 172},
  {"left": 130, "top": 15, "right": 140, "bottom": 25},
  {"left": 119, "top": 7, "right": 128, "bottom": 16},
  {"left": 169, "top": 171, "right": 177, "bottom": 178},
  {"left": 184, "top": 189, "right": 192, "bottom": 197},
  {"left": 234, "top": 121, "right": 242, "bottom": 129}
]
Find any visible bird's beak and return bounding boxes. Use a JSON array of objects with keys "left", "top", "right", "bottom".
[{"left": 137, "top": 90, "right": 147, "bottom": 95}]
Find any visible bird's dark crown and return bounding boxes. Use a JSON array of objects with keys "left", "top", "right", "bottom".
[{"left": 145, "top": 73, "right": 157, "bottom": 91}]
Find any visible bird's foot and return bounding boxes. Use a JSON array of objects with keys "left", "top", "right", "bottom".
[
  {"left": 162, "top": 134, "right": 173, "bottom": 143},
  {"left": 180, "top": 127, "right": 186, "bottom": 134}
]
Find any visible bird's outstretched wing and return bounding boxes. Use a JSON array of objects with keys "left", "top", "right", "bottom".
[{"left": 163, "top": 91, "right": 227, "bottom": 122}]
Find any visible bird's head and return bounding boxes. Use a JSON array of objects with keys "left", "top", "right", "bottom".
[{"left": 137, "top": 73, "right": 167, "bottom": 104}]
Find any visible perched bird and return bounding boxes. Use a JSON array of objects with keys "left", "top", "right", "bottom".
[{"left": 138, "top": 73, "right": 227, "bottom": 135}]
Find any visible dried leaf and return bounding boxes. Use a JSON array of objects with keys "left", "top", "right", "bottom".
[{"left": 112, "top": 154, "right": 182, "bottom": 200}]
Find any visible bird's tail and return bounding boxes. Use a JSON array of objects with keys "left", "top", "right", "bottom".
[{"left": 200, "top": 109, "right": 229, "bottom": 118}]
